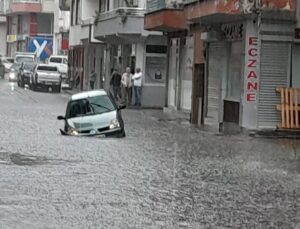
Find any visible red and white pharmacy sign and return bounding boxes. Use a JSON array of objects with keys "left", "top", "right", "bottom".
[{"left": 245, "top": 36, "right": 259, "bottom": 102}]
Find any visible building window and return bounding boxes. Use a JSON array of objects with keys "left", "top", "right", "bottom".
[
  {"left": 71, "top": 0, "right": 75, "bottom": 25},
  {"left": 146, "top": 45, "right": 167, "bottom": 54},
  {"left": 99, "top": 0, "right": 106, "bottom": 13},
  {"left": 113, "top": 0, "right": 138, "bottom": 8},
  {"left": 75, "top": 0, "right": 80, "bottom": 25}
]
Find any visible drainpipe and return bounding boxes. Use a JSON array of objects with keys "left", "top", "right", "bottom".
[{"left": 165, "top": 35, "right": 170, "bottom": 107}]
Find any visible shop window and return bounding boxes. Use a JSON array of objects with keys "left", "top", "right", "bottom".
[
  {"left": 226, "top": 41, "right": 242, "bottom": 101},
  {"left": 71, "top": 0, "right": 75, "bottom": 25},
  {"left": 146, "top": 45, "right": 167, "bottom": 54}
]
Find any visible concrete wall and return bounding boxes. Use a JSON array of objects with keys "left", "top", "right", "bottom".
[
  {"left": 69, "top": 24, "right": 89, "bottom": 46},
  {"left": 81, "top": 0, "right": 98, "bottom": 21},
  {"left": 241, "top": 19, "right": 259, "bottom": 130},
  {"left": 0, "top": 23, "right": 6, "bottom": 56}
]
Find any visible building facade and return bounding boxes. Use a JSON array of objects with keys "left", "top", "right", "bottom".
[
  {"left": 92, "top": 0, "right": 166, "bottom": 107},
  {"left": 4, "top": 0, "right": 58, "bottom": 61},
  {"left": 0, "top": 0, "right": 6, "bottom": 56},
  {"left": 66, "top": 0, "right": 104, "bottom": 91},
  {"left": 145, "top": 0, "right": 299, "bottom": 131},
  {"left": 54, "top": 0, "right": 70, "bottom": 56}
]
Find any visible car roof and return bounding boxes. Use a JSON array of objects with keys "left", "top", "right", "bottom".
[
  {"left": 71, "top": 90, "right": 107, "bottom": 101},
  {"left": 37, "top": 63, "right": 57, "bottom": 67},
  {"left": 50, "top": 55, "right": 68, "bottom": 59}
]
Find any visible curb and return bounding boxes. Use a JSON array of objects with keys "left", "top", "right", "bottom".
[{"left": 251, "top": 130, "right": 300, "bottom": 139}]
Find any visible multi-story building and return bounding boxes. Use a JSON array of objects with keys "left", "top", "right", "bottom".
[
  {"left": 4, "top": 0, "right": 57, "bottom": 61},
  {"left": 92, "top": 0, "right": 166, "bottom": 107},
  {"left": 68, "top": 0, "right": 166, "bottom": 107},
  {"left": 54, "top": 0, "right": 70, "bottom": 55},
  {"left": 0, "top": 0, "right": 7, "bottom": 56},
  {"left": 145, "top": 0, "right": 300, "bottom": 132},
  {"left": 67, "top": 0, "right": 104, "bottom": 91}
]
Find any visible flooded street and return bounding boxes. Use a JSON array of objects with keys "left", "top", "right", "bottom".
[{"left": 0, "top": 79, "right": 299, "bottom": 228}]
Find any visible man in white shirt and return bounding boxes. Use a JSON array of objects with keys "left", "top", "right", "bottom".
[
  {"left": 121, "top": 67, "right": 132, "bottom": 106},
  {"left": 132, "top": 67, "right": 142, "bottom": 107}
]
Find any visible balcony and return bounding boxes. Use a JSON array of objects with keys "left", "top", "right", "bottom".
[
  {"left": 144, "top": 0, "right": 186, "bottom": 32},
  {"left": 93, "top": 7, "right": 152, "bottom": 43},
  {"left": 185, "top": 0, "right": 296, "bottom": 24},
  {"left": 7, "top": 0, "right": 42, "bottom": 14}
]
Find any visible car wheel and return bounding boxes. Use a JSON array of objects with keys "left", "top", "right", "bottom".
[
  {"left": 32, "top": 83, "right": 36, "bottom": 91},
  {"left": 20, "top": 79, "right": 24, "bottom": 88},
  {"left": 56, "top": 84, "right": 61, "bottom": 93},
  {"left": 116, "top": 129, "right": 126, "bottom": 138}
]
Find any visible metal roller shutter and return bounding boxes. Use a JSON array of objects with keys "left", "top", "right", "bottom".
[
  {"left": 258, "top": 42, "right": 290, "bottom": 129},
  {"left": 207, "top": 42, "right": 224, "bottom": 125}
]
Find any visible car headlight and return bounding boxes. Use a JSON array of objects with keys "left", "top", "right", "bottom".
[
  {"left": 67, "top": 128, "right": 79, "bottom": 136},
  {"left": 9, "top": 72, "right": 16, "bottom": 79},
  {"left": 109, "top": 119, "right": 120, "bottom": 130}
]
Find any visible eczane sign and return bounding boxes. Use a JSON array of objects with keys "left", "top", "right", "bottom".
[{"left": 246, "top": 36, "right": 259, "bottom": 102}]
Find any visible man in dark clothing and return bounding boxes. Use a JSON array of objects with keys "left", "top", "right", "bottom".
[{"left": 110, "top": 70, "right": 122, "bottom": 102}]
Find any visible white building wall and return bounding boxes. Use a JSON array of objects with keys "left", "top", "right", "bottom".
[
  {"left": 81, "top": 0, "right": 98, "bottom": 21},
  {"left": 0, "top": 22, "right": 6, "bottom": 56}
]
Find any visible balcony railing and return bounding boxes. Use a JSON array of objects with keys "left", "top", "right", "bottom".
[
  {"left": 95, "top": 7, "right": 146, "bottom": 23},
  {"left": 146, "top": 0, "right": 166, "bottom": 12},
  {"left": 11, "top": 0, "right": 41, "bottom": 2},
  {"left": 146, "top": 0, "right": 195, "bottom": 12}
]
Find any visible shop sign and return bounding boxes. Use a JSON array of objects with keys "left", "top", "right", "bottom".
[
  {"left": 7, "top": 35, "right": 17, "bottom": 43},
  {"left": 17, "top": 34, "right": 27, "bottom": 41},
  {"left": 246, "top": 36, "right": 258, "bottom": 102},
  {"left": 221, "top": 23, "right": 243, "bottom": 40},
  {"left": 28, "top": 37, "right": 53, "bottom": 61}
]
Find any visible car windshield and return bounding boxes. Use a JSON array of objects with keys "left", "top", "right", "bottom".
[
  {"left": 37, "top": 66, "right": 58, "bottom": 72},
  {"left": 50, "top": 57, "right": 62, "bottom": 63},
  {"left": 24, "top": 63, "right": 35, "bottom": 71},
  {"left": 10, "top": 63, "right": 21, "bottom": 71},
  {"left": 2, "top": 58, "right": 13, "bottom": 63},
  {"left": 16, "top": 56, "right": 34, "bottom": 63},
  {"left": 67, "top": 95, "right": 115, "bottom": 118}
]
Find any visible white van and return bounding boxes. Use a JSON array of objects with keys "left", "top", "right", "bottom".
[{"left": 48, "top": 55, "right": 68, "bottom": 78}]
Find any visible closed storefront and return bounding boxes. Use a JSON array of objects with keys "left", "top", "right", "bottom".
[
  {"left": 206, "top": 42, "right": 226, "bottom": 126},
  {"left": 179, "top": 36, "right": 193, "bottom": 111},
  {"left": 258, "top": 42, "right": 290, "bottom": 129}
]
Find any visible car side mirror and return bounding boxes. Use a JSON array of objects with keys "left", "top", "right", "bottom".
[
  {"left": 57, "top": 115, "right": 66, "bottom": 120},
  {"left": 118, "top": 104, "right": 126, "bottom": 110}
]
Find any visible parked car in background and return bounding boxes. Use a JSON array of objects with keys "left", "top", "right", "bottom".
[
  {"left": 31, "top": 64, "right": 62, "bottom": 92},
  {"left": 48, "top": 55, "right": 68, "bottom": 77},
  {"left": 57, "top": 90, "right": 126, "bottom": 137},
  {"left": 48, "top": 55, "right": 69, "bottom": 88},
  {"left": 17, "top": 62, "right": 36, "bottom": 88},
  {"left": 9, "top": 63, "right": 21, "bottom": 82},
  {"left": 1, "top": 57, "right": 14, "bottom": 72},
  {"left": 15, "top": 52, "right": 36, "bottom": 64}
]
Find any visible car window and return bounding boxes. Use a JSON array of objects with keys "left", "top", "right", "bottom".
[
  {"left": 16, "top": 56, "right": 34, "bottom": 63},
  {"left": 11, "top": 63, "right": 21, "bottom": 71},
  {"left": 49, "top": 57, "right": 62, "bottom": 63},
  {"left": 24, "top": 63, "right": 35, "bottom": 71},
  {"left": 67, "top": 95, "right": 115, "bottom": 118},
  {"left": 37, "top": 66, "right": 58, "bottom": 72},
  {"left": 63, "top": 58, "right": 68, "bottom": 64},
  {"left": 2, "top": 58, "right": 14, "bottom": 64}
]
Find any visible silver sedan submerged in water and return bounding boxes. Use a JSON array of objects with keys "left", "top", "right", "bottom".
[{"left": 57, "top": 90, "right": 126, "bottom": 137}]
